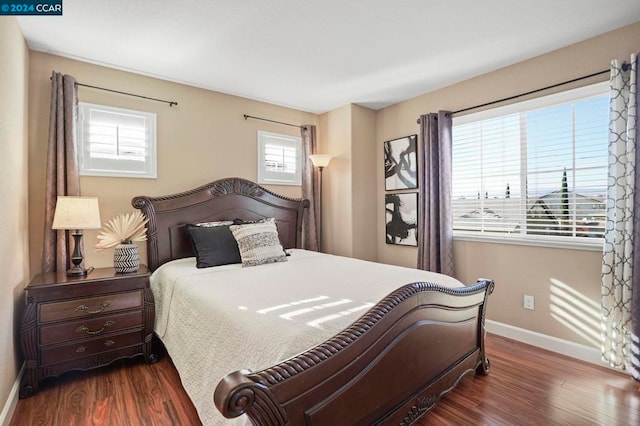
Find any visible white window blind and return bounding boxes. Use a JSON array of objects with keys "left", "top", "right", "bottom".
[
  {"left": 257, "top": 131, "right": 301, "bottom": 185},
  {"left": 78, "top": 103, "right": 157, "bottom": 178},
  {"left": 452, "top": 82, "right": 609, "bottom": 243}
]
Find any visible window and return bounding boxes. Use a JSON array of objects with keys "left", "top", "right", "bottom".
[
  {"left": 78, "top": 103, "right": 157, "bottom": 178},
  {"left": 257, "top": 131, "right": 302, "bottom": 186},
  {"left": 452, "top": 82, "right": 609, "bottom": 246}
]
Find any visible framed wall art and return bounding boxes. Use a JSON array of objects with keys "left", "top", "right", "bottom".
[
  {"left": 384, "top": 134, "right": 417, "bottom": 190},
  {"left": 385, "top": 192, "right": 418, "bottom": 246}
]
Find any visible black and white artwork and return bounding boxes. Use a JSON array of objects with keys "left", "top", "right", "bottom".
[
  {"left": 385, "top": 193, "right": 418, "bottom": 246},
  {"left": 384, "top": 135, "right": 417, "bottom": 190}
]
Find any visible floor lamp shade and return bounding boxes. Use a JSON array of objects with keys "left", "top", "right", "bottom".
[
  {"left": 309, "top": 154, "right": 333, "bottom": 168},
  {"left": 52, "top": 196, "right": 101, "bottom": 276}
]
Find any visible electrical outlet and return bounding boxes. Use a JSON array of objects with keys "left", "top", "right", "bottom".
[{"left": 523, "top": 295, "right": 535, "bottom": 310}]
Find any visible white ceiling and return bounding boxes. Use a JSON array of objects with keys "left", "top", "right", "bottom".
[{"left": 16, "top": 0, "right": 640, "bottom": 114}]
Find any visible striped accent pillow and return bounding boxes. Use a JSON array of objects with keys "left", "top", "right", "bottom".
[{"left": 229, "top": 218, "right": 287, "bottom": 267}]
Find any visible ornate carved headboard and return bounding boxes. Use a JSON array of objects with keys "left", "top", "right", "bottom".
[{"left": 132, "top": 177, "right": 309, "bottom": 271}]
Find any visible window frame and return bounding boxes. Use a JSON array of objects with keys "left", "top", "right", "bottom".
[
  {"left": 451, "top": 81, "right": 609, "bottom": 251},
  {"left": 256, "top": 130, "right": 302, "bottom": 186},
  {"left": 77, "top": 102, "right": 157, "bottom": 179}
]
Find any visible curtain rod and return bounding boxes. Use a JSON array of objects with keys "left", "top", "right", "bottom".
[
  {"left": 416, "top": 68, "right": 609, "bottom": 123},
  {"left": 76, "top": 83, "right": 178, "bottom": 107},
  {"left": 243, "top": 114, "right": 304, "bottom": 129}
]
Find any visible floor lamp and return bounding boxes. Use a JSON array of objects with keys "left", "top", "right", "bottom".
[{"left": 309, "top": 154, "right": 333, "bottom": 251}]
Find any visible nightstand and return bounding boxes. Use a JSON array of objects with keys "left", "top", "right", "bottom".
[{"left": 19, "top": 266, "right": 156, "bottom": 398}]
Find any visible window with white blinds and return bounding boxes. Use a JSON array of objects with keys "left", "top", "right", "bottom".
[
  {"left": 78, "top": 103, "right": 157, "bottom": 178},
  {"left": 257, "top": 130, "right": 302, "bottom": 185},
  {"left": 452, "top": 82, "right": 609, "bottom": 244}
]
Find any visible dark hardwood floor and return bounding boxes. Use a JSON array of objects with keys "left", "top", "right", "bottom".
[{"left": 10, "top": 334, "right": 640, "bottom": 425}]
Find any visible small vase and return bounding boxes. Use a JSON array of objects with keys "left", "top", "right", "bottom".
[{"left": 114, "top": 242, "right": 140, "bottom": 273}]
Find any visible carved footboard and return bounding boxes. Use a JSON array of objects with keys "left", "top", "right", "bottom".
[{"left": 214, "top": 279, "right": 494, "bottom": 425}]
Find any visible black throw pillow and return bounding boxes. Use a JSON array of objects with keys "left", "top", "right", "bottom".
[{"left": 185, "top": 224, "right": 242, "bottom": 268}]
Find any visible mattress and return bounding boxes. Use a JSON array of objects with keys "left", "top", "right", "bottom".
[{"left": 150, "top": 249, "right": 463, "bottom": 425}]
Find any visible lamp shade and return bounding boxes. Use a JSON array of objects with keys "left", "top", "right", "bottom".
[
  {"left": 309, "top": 154, "right": 333, "bottom": 168},
  {"left": 52, "top": 196, "right": 101, "bottom": 230}
]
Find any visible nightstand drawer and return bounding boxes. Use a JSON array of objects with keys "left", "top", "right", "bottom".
[
  {"left": 39, "top": 290, "right": 143, "bottom": 323},
  {"left": 39, "top": 310, "right": 144, "bottom": 346},
  {"left": 40, "top": 331, "right": 143, "bottom": 366}
]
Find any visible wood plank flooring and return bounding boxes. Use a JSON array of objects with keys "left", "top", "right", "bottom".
[
  {"left": 10, "top": 334, "right": 640, "bottom": 425},
  {"left": 419, "top": 335, "right": 639, "bottom": 426}
]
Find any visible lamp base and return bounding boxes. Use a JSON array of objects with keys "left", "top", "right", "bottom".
[
  {"left": 68, "top": 230, "right": 87, "bottom": 277},
  {"left": 66, "top": 266, "right": 88, "bottom": 277}
]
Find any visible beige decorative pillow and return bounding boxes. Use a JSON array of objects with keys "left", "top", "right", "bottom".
[{"left": 229, "top": 218, "right": 287, "bottom": 267}]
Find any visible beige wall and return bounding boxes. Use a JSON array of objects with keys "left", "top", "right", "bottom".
[
  {"left": 375, "top": 21, "right": 640, "bottom": 347},
  {"left": 28, "top": 52, "right": 319, "bottom": 272},
  {"left": 454, "top": 241, "right": 602, "bottom": 346},
  {"left": 350, "top": 105, "right": 377, "bottom": 261},
  {"left": 319, "top": 104, "right": 377, "bottom": 260},
  {"left": 320, "top": 105, "right": 353, "bottom": 256},
  {"left": 0, "top": 17, "right": 29, "bottom": 413}
]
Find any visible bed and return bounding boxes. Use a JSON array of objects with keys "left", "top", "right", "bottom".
[{"left": 132, "top": 177, "right": 494, "bottom": 425}]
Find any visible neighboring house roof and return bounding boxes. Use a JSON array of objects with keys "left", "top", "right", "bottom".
[
  {"left": 454, "top": 191, "right": 605, "bottom": 237},
  {"left": 461, "top": 208, "right": 501, "bottom": 219}
]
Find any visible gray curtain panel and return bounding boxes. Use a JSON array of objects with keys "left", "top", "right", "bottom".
[
  {"left": 417, "top": 112, "right": 453, "bottom": 275},
  {"left": 41, "top": 71, "right": 80, "bottom": 273},
  {"left": 602, "top": 54, "right": 639, "bottom": 380},
  {"left": 301, "top": 125, "right": 319, "bottom": 251}
]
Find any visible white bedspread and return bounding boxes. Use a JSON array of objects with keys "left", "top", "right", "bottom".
[{"left": 150, "top": 249, "right": 463, "bottom": 425}]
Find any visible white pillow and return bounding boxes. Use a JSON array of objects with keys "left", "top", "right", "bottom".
[{"left": 195, "top": 220, "right": 233, "bottom": 227}]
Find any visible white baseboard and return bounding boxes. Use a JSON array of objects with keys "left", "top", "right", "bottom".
[
  {"left": 0, "top": 363, "right": 24, "bottom": 426},
  {"left": 486, "top": 320, "right": 604, "bottom": 366}
]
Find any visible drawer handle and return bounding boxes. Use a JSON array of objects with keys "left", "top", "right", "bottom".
[
  {"left": 76, "top": 320, "right": 115, "bottom": 335},
  {"left": 75, "top": 301, "right": 112, "bottom": 315},
  {"left": 104, "top": 340, "right": 115, "bottom": 347},
  {"left": 76, "top": 346, "right": 87, "bottom": 353}
]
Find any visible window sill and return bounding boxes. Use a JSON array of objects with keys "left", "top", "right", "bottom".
[
  {"left": 80, "top": 171, "right": 157, "bottom": 179},
  {"left": 453, "top": 231, "right": 604, "bottom": 252}
]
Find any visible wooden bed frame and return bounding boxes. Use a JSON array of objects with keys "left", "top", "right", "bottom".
[{"left": 132, "top": 177, "right": 494, "bottom": 425}]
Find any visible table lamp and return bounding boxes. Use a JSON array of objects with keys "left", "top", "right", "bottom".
[{"left": 51, "top": 196, "right": 101, "bottom": 276}]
